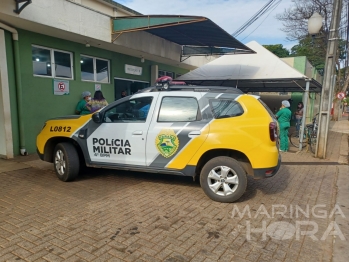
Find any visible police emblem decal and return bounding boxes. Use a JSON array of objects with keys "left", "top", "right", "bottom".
[{"left": 155, "top": 129, "right": 179, "bottom": 158}]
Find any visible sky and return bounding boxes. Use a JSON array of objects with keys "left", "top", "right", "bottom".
[{"left": 114, "top": 0, "right": 298, "bottom": 51}]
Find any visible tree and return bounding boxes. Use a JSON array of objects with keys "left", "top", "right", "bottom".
[
  {"left": 276, "top": 0, "right": 333, "bottom": 42},
  {"left": 290, "top": 37, "right": 346, "bottom": 76},
  {"left": 290, "top": 37, "right": 326, "bottom": 75},
  {"left": 263, "top": 44, "right": 290, "bottom": 58},
  {"left": 276, "top": 0, "right": 349, "bottom": 120}
]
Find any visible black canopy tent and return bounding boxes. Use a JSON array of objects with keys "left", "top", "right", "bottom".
[{"left": 112, "top": 15, "right": 255, "bottom": 61}]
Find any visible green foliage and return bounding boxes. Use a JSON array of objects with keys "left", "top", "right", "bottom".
[
  {"left": 263, "top": 44, "right": 290, "bottom": 58},
  {"left": 290, "top": 36, "right": 347, "bottom": 76},
  {"left": 290, "top": 36, "right": 326, "bottom": 75}
]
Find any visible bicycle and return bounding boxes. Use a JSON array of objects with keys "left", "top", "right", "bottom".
[{"left": 289, "top": 114, "right": 318, "bottom": 153}]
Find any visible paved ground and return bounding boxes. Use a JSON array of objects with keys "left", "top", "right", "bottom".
[{"left": 0, "top": 120, "right": 348, "bottom": 262}]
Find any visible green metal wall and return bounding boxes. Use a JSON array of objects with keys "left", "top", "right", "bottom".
[
  {"left": 9, "top": 29, "right": 188, "bottom": 154},
  {"left": 293, "top": 56, "right": 306, "bottom": 74},
  {"left": 291, "top": 56, "right": 320, "bottom": 124},
  {"left": 288, "top": 57, "right": 305, "bottom": 126}
]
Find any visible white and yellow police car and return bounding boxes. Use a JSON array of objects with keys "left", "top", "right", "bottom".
[{"left": 37, "top": 77, "right": 280, "bottom": 203}]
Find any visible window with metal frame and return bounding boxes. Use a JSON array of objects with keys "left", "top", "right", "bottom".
[
  {"left": 158, "top": 70, "right": 174, "bottom": 78},
  {"left": 158, "top": 97, "right": 201, "bottom": 122},
  {"left": 81, "top": 55, "right": 110, "bottom": 83},
  {"left": 32, "top": 45, "right": 73, "bottom": 79}
]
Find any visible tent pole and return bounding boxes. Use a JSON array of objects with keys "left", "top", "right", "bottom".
[{"left": 298, "top": 80, "right": 310, "bottom": 151}]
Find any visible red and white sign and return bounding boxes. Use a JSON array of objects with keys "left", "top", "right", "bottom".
[
  {"left": 58, "top": 82, "right": 65, "bottom": 91},
  {"left": 337, "top": 92, "right": 345, "bottom": 100},
  {"left": 53, "top": 80, "right": 69, "bottom": 95}
]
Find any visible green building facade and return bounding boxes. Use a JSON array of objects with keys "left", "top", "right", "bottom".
[{"left": 2, "top": 29, "right": 189, "bottom": 156}]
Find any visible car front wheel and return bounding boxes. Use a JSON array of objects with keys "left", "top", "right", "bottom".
[
  {"left": 53, "top": 142, "right": 80, "bottom": 182},
  {"left": 200, "top": 156, "right": 247, "bottom": 203}
]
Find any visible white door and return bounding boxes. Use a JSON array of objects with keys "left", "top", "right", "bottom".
[
  {"left": 146, "top": 92, "right": 209, "bottom": 169},
  {"left": 87, "top": 94, "right": 158, "bottom": 165}
]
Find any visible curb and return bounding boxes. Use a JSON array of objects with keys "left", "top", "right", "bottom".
[{"left": 338, "top": 133, "right": 349, "bottom": 165}]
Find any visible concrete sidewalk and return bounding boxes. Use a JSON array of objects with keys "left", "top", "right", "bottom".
[
  {"left": 285, "top": 118, "right": 349, "bottom": 165},
  {"left": 0, "top": 120, "right": 348, "bottom": 262}
]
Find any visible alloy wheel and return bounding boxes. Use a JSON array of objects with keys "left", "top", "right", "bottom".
[
  {"left": 207, "top": 166, "right": 239, "bottom": 196},
  {"left": 54, "top": 149, "right": 66, "bottom": 176}
]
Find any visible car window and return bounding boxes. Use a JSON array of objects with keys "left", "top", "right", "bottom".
[
  {"left": 158, "top": 97, "right": 200, "bottom": 122},
  {"left": 210, "top": 99, "right": 244, "bottom": 119},
  {"left": 103, "top": 97, "right": 153, "bottom": 123}
]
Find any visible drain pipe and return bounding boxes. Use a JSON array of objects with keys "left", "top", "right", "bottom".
[{"left": 0, "top": 22, "right": 27, "bottom": 155}]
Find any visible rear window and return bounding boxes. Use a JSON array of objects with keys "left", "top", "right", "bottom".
[{"left": 209, "top": 99, "right": 244, "bottom": 119}]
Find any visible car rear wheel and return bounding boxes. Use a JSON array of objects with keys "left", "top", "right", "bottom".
[
  {"left": 53, "top": 142, "right": 80, "bottom": 182},
  {"left": 200, "top": 156, "right": 247, "bottom": 203}
]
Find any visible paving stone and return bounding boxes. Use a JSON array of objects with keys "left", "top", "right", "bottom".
[
  {"left": 42, "top": 252, "right": 65, "bottom": 262},
  {"left": 26, "top": 249, "right": 50, "bottom": 261},
  {"left": 0, "top": 252, "right": 17, "bottom": 262},
  {"left": 154, "top": 248, "right": 173, "bottom": 261}
]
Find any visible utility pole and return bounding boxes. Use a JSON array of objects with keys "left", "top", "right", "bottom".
[{"left": 316, "top": 0, "right": 343, "bottom": 158}]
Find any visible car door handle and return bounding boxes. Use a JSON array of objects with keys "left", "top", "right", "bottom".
[
  {"left": 132, "top": 131, "right": 143, "bottom": 135},
  {"left": 188, "top": 131, "right": 201, "bottom": 138}
]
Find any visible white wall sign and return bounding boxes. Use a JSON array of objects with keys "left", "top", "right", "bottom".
[
  {"left": 53, "top": 80, "right": 69, "bottom": 95},
  {"left": 125, "top": 64, "right": 142, "bottom": 75},
  {"left": 95, "top": 84, "right": 101, "bottom": 91}
]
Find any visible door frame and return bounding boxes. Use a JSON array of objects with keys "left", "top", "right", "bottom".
[
  {"left": 0, "top": 30, "right": 14, "bottom": 159},
  {"left": 114, "top": 77, "right": 149, "bottom": 100}
]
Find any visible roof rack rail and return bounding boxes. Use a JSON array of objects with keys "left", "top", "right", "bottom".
[
  {"left": 134, "top": 76, "right": 243, "bottom": 94},
  {"left": 137, "top": 85, "right": 243, "bottom": 94},
  {"left": 167, "top": 86, "right": 243, "bottom": 93}
]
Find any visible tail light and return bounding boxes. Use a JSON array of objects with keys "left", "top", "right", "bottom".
[{"left": 269, "top": 122, "right": 277, "bottom": 142}]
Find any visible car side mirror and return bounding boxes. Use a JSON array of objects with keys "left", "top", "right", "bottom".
[{"left": 92, "top": 112, "right": 102, "bottom": 123}]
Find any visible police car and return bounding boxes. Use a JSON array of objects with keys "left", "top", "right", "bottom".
[{"left": 36, "top": 77, "right": 280, "bottom": 203}]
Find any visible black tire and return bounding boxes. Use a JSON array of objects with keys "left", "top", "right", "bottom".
[
  {"left": 200, "top": 156, "right": 247, "bottom": 203},
  {"left": 289, "top": 131, "right": 306, "bottom": 148},
  {"left": 53, "top": 142, "right": 80, "bottom": 182}
]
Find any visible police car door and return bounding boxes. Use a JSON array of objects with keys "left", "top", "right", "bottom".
[
  {"left": 86, "top": 93, "right": 158, "bottom": 166},
  {"left": 145, "top": 92, "right": 210, "bottom": 170}
]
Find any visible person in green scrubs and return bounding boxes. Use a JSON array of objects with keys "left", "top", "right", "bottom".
[
  {"left": 75, "top": 91, "right": 91, "bottom": 115},
  {"left": 276, "top": 100, "right": 291, "bottom": 152}
]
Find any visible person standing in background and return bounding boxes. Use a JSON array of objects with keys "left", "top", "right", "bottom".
[
  {"left": 121, "top": 90, "right": 127, "bottom": 98},
  {"left": 276, "top": 100, "right": 292, "bottom": 152},
  {"left": 294, "top": 102, "right": 304, "bottom": 131},
  {"left": 86, "top": 90, "right": 108, "bottom": 113},
  {"left": 75, "top": 91, "right": 91, "bottom": 115}
]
